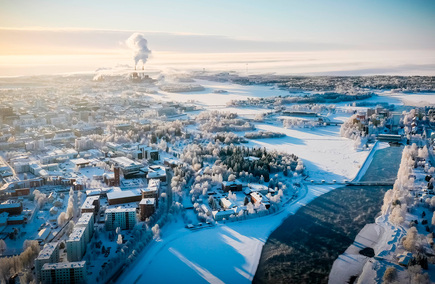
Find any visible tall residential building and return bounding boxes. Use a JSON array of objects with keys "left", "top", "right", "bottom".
[
  {"left": 41, "top": 261, "right": 86, "bottom": 284},
  {"left": 35, "top": 242, "right": 60, "bottom": 282},
  {"left": 105, "top": 205, "right": 137, "bottom": 230},
  {"left": 76, "top": 212, "right": 94, "bottom": 244},
  {"left": 66, "top": 227, "right": 87, "bottom": 262}
]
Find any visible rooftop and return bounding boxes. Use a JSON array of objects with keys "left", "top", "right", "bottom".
[
  {"left": 107, "top": 189, "right": 141, "bottom": 200},
  {"left": 42, "top": 261, "right": 86, "bottom": 270},
  {"left": 139, "top": 198, "right": 156, "bottom": 205},
  {"left": 111, "top": 156, "right": 142, "bottom": 168},
  {"left": 36, "top": 242, "right": 59, "bottom": 260},
  {"left": 67, "top": 227, "right": 86, "bottom": 241},
  {"left": 106, "top": 204, "right": 137, "bottom": 213},
  {"left": 76, "top": 212, "right": 94, "bottom": 226},
  {"left": 81, "top": 196, "right": 100, "bottom": 210}
]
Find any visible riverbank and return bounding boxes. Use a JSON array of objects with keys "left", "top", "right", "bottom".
[
  {"left": 331, "top": 144, "right": 435, "bottom": 283},
  {"left": 254, "top": 144, "right": 403, "bottom": 284}
]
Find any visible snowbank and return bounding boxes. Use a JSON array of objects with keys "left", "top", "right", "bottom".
[{"left": 329, "top": 223, "right": 384, "bottom": 283}]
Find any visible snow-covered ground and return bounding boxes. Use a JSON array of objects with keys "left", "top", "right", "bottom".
[
  {"left": 119, "top": 80, "right": 409, "bottom": 283},
  {"left": 389, "top": 93, "right": 435, "bottom": 107},
  {"left": 247, "top": 123, "right": 369, "bottom": 182},
  {"left": 120, "top": 185, "right": 337, "bottom": 283},
  {"left": 147, "top": 79, "right": 292, "bottom": 106}
]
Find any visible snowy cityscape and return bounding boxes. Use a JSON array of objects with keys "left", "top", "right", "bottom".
[{"left": 1, "top": 1, "right": 435, "bottom": 284}]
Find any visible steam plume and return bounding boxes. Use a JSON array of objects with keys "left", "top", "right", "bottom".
[{"left": 126, "top": 33, "right": 151, "bottom": 68}]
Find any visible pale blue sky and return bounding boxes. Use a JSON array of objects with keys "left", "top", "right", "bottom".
[
  {"left": 1, "top": 0, "right": 434, "bottom": 76},
  {"left": 1, "top": 0, "right": 434, "bottom": 48}
]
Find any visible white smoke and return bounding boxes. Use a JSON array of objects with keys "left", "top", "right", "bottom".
[{"left": 126, "top": 33, "right": 151, "bottom": 68}]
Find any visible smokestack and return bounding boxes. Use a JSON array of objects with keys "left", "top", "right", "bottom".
[{"left": 126, "top": 33, "right": 151, "bottom": 70}]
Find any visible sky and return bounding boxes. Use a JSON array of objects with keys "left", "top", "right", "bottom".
[{"left": 0, "top": 0, "right": 434, "bottom": 76}]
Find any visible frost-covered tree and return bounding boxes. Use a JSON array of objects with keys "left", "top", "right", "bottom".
[
  {"left": 152, "top": 224, "right": 160, "bottom": 239},
  {"left": 117, "top": 234, "right": 123, "bottom": 245},
  {"left": 403, "top": 227, "right": 419, "bottom": 252},
  {"left": 228, "top": 174, "right": 236, "bottom": 182}
]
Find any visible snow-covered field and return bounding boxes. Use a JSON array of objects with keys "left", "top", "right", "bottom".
[
  {"left": 247, "top": 123, "right": 368, "bottom": 182},
  {"left": 147, "top": 79, "right": 292, "bottom": 106},
  {"left": 120, "top": 185, "right": 336, "bottom": 283}
]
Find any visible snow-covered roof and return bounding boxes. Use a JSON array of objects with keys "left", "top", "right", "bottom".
[
  {"left": 36, "top": 242, "right": 59, "bottom": 260},
  {"left": 251, "top": 192, "right": 270, "bottom": 204},
  {"left": 81, "top": 196, "right": 100, "bottom": 210},
  {"left": 106, "top": 204, "right": 137, "bottom": 213},
  {"left": 76, "top": 213, "right": 93, "bottom": 227},
  {"left": 139, "top": 198, "right": 155, "bottom": 205},
  {"left": 67, "top": 227, "right": 86, "bottom": 241},
  {"left": 121, "top": 178, "right": 146, "bottom": 188},
  {"left": 107, "top": 189, "right": 141, "bottom": 200},
  {"left": 111, "top": 156, "right": 142, "bottom": 168},
  {"left": 42, "top": 261, "right": 86, "bottom": 270},
  {"left": 71, "top": 158, "right": 90, "bottom": 165},
  {"left": 220, "top": 197, "right": 236, "bottom": 209},
  {"left": 37, "top": 228, "right": 51, "bottom": 241},
  {"left": 147, "top": 165, "right": 166, "bottom": 179},
  {"left": 212, "top": 209, "right": 235, "bottom": 218}
]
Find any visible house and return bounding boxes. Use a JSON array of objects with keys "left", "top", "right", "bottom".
[
  {"left": 398, "top": 252, "right": 413, "bottom": 267},
  {"left": 250, "top": 192, "right": 270, "bottom": 209},
  {"left": 37, "top": 228, "right": 52, "bottom": 244},
  {"left": 219, "top": 197, "right": 236, "bottom": 209},
  {"left": 201, "top": 204, "right": 212, "bottom": 216}
]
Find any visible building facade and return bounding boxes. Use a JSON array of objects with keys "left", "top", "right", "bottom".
[
  {"left": 35, "top": 242, "right": 60, "bottom": 282},
  {"left": 41, "top": 261, "right": 86, "bottom": 284},
  {"left": 105, "top": 206, "right": 137, "bottom": 230}
]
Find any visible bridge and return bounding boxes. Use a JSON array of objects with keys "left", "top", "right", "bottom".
[
  {"left": 347, "top": 181, "right": 395, "bottom": 186},
  {"left": 304, "top": 180, "right": 394, "bottom": 187}
]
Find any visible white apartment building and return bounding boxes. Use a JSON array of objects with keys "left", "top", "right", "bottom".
[
  {"left": 41, "top": 261, "right": 86, "bottom": 284},
  {"left": 35, "top": 242, "right": 60, "bottom": 282},
  {"left": 76, "top": 212, "right": 94, "bottom": 244},
  {"left": 105, "top": 205, "right": 137, "bottom": 230},
  {"left": 66, "top": 227, "right": 87, "bottom": 262}
]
